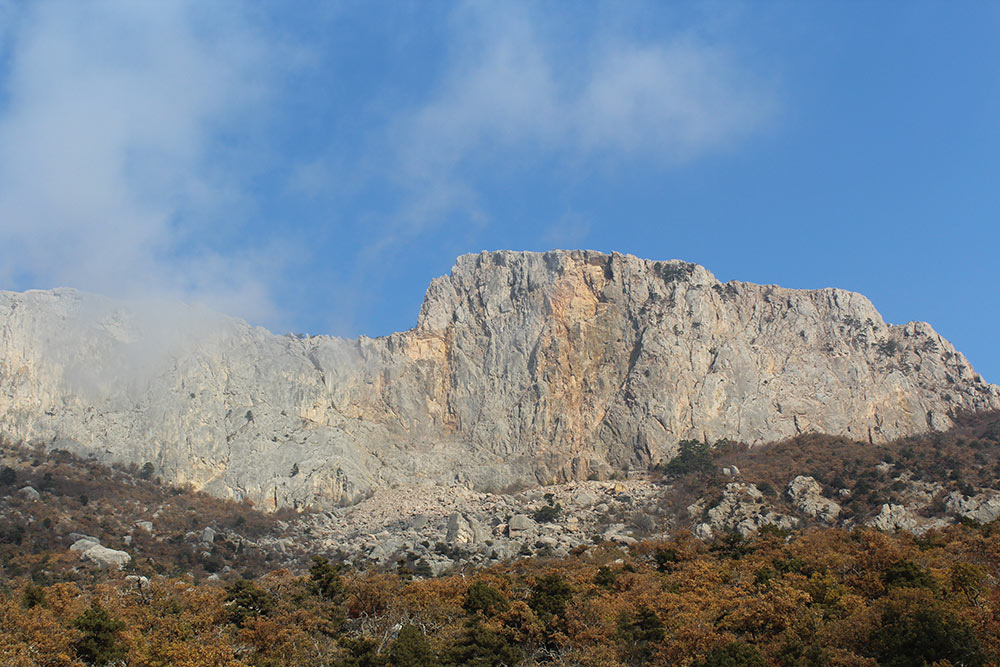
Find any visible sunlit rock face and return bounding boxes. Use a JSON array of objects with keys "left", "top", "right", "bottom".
[{"left": 1, "top": 250, "right": 997, "bottom": 509}]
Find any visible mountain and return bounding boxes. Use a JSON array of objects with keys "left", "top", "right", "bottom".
[{"left": 1, "top": 250, "right": 997, "bottom": 509}]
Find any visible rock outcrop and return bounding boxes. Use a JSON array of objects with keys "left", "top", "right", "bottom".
[
  {"left": 946, "top": 491, "right": 1000, "bottom": 524},
  {"left": 1, "top": 250, "right": 997, "bottom": 509},
  {"left": 786, "top": 476, "right": 841, "bottom": 522},
  {"left": 69, "top": 537, "right": 131, "bottom": 569},
  {"left": 700, "top": 483, "right": 798, "bottom": 537}
]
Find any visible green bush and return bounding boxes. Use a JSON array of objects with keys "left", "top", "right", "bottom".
[
  {"left": 390, "top": 624, "right": 438, "bottom": 666},
  {"left": 73, "top": 601, "right": 125, "bottom": 665},
  {"left": 532, "top": 503, "right": 562, "bottom": 523},
  {"left": 463, "top": 581, "right": 509, "bottom": 617},
  {"left": 869, "top": 596, "right": 984, "bottom": 667},
  {"left": 224, "top": 578, "right": 274, "bottom": 628},
  {"left": 529, "top": 573, "right": 573, "bottom": 621},
  {"left": 662, "top": 440, "right": 714, "bottom": 478},
  {"left": 694, "top": 641, "right": 767, "bottom": 667}
]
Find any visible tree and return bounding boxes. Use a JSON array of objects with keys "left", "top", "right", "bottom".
[
  {"left": 617, "top": 606, "right": 665, "bottom": 665},
  {"left": 310, "top": 555, "right": 346, "bottom": 602},
  {"left": 869, "top": 595, "right": 984, "bottom": 667},
  {"left": 139, "top": 462, "right": 155, "bottom": 480},
  {"left": 529, "top": 573, "right": 573, "bottom": 622},
  {"left": 73, "top": 600, "right": 126, "bottom": 665},
  {"left": 447, "top": 622, "right": 523, "bottom": 667},
  {"left": 390, "top": 624, "right": 438, "bottom": 666},
  {"left": 883, "top": 560, "right": 936, "bottom": 591},
  {"left": 0, "top": 466, "right": 16, "bottom": 486},
  {"left": 463, "top": 581, "right": 509, "bottom": 617},
  {"left": 662, "top": 440, "right": 714, "bottom": 478},
  {"left": 225, "top": 578, "right": 274, "bottom": 628},
  {"left": 694, "top": 641, "right": 768, "bottom": 667},
  {"left": 21, "top": 584, "right": 45, "bottom": 609}
]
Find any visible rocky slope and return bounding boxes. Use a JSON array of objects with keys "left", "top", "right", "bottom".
[{"left": 1, "top": 250, "right": 997, "bottom": 509}]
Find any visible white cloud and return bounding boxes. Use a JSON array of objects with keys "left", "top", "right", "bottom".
[
  {"left": 389, "top": 3, "right": 775, "bottom": 229},
  {"left": 0, "top": 1, "right": 280, "bottom": 322}
]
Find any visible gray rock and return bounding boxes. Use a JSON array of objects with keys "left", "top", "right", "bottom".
[
  {"left": 135, "top": 521, "right": 153, "bottom": 533},
  {"left": 18, "top": 486, "right": 39, "bottom": 501},
  {"left": 508, "top": 514, "right": 536, "bottom": 536},
  {"left": 704, "top": 483, "right": 797, "bottom": 537},
  {"left": 787, "top": 475, "right": 841, "bottom": 522},
  {"left": 694, "top": 523, "right": 714, "bottom": 540},
  {"left": 876, "top": 462, "right": 895, "bottom": 475},
  {"left": 70, "top": 539, "right": 130, "bottom": 569},
  {"left": 446, "top": 513, "right": 474, "bottom": 545},
  {"left": 865, "top": 504, "right": 948, "bottom": 535},
  {"left": 945, "top": 491, "right": 1000, "bottom": 524},
  {"left": 200, "top": 527, "right": 216, "bottom": 544},
  {"left": 70, "top": 537, "right": 101, "bottom": 552},
  {"left": 1, "top": 250, "right": 996, "bottom": 509}
]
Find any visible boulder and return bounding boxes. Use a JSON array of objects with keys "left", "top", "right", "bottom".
[
  {"left": 786, "top": 475, "right": 841, "bottom": 522},
  {"left": 704, "top": 483, "right": 797, "bottom": 538},
  {"left": 70, "top": 539, "right": 130, "bottom": 569},
  {"left": 446, "top": 513, "right": 474, "bottom": 545},
  {"left": 507, "top": 514, "right": 536, "bottom": 536},
  {"left": 868, "top": 504, "right": 917, "bottom": 532},
  {"left": 70, "top": 537, "right": 101, "bottom": 552},
  {"left": 865, "top": 504, "right": 949, "bottom": 535},
  {"left": 18, "top": 486, "right": 39, "bottom": 501},
  {"left": 945, "top": 491, "right": 1000, "bottom": 524}
]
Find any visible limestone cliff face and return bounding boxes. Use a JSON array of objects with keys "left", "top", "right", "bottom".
[{"left": 1, "top": 250, "right": 997, "bottom": 508}]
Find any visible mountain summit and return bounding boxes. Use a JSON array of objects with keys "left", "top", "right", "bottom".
[{"left": 1, "top": 250, "right": 996, "bottom": 508}]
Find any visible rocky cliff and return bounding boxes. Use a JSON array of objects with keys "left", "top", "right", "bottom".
[{"left": 1, "top": 250, "right": 997, "bottom": 509}]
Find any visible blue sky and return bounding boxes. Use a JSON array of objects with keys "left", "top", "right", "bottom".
[{"left": 0, "top": 1, "right": 998, "bottom": 382}]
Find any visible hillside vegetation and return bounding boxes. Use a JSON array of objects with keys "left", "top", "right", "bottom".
[
  {"left": 3, "top": 413, "right": 1000, "bottom": 665},
  {"left": 3, "top": 523, "right": 1000, "bottom": 665}
]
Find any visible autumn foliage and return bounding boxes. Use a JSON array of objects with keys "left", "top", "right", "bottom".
[{"left": 2, "top": 521, "right": 1000, "bottom": 665}]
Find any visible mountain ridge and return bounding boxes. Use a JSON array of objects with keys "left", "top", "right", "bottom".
[{"left": 1, "top": 249, "right": 997, "bottom": 509}]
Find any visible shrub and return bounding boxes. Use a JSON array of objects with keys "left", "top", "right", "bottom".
[
  {"left": 694, "top": 641, "right": 767, "bottom": 667},
  {"left": 390, "top": 624, "right": 438, "bottom": 666},
  {"left": 661, "top": 440, "right": 714, "bottom": 478},
  {"left": 869, "top": 595, "right": 984, "bottom": 667},
  {"left": 73, "top": 601, "right": 125, "bottom": 665},
  {"left": 463, "top": 581, "right": 509, "bottom": 616},
  {"left": 532, "top": 503, "right": 562, "bottom": 523},
  {"left": 224, "top": 578, "right": 274, "bottom": 627},
  {"left": 529, "top": 573, "right": 573, "bottom": 621}
]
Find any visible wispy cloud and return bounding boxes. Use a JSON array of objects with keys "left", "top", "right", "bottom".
[
  {"left": 0, "top": 1, "right": 282, "bottom": 321},
  {"left": 387, "top": 2, "right": 775, "bottom": 232}
]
